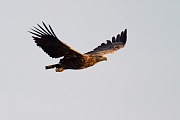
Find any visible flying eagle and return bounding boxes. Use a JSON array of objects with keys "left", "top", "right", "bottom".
[{"left": 29, "top": 22, "right": 127, "bottom": 72}]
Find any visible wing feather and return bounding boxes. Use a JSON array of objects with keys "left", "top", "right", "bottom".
[
  {"left": 29, "top": 22, "right": 83, "bottom": 58},
  {"left": 85, "top": 29, "right": 127, "bottom": 56}
]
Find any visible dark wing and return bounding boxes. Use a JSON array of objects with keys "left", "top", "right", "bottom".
[
  {"left": 29, "top": 22, "right": 83, "bottom": 58},
  {"left": 85, "top": 29, "right": 127, "bottom": 56}
]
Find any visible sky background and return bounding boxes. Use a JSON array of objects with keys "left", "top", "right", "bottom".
[{"left": 0, "top": 0, "right": 180, "bottom": 120}]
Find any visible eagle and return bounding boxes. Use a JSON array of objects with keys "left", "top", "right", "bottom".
[{"left": 29, "top": 22, "right": 127, "bottom": 72}]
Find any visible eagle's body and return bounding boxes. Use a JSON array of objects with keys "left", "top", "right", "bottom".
[
  {"left": 46, "top": 55, "right": 106, "bottom": 72},
  {"left": 29, "top": 22, "right": 127, "bottom": 72}
]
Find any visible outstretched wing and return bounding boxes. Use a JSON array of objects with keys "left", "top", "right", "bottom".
[
  {"left": 29, "top": 22, "right": 83, "bottom": 58},
  {"left": 85, "top": 29, "right": 127, "bottom": 56}
]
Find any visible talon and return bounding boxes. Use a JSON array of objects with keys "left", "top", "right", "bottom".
[{"left": 56, "top": 68, "right": 64, "bottom": 72}]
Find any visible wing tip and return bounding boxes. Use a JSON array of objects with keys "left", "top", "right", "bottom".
[
  {"left": 29, "top": 22, "right": 57, "bottom": 38},
  {"left": 123, "top": 29, "right": 127, "bottom": 45},
  {"left": 119, "top": 29, "right": 127, "bottom": 45}
]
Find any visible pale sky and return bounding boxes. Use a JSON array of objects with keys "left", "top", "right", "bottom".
[{"left": 0, "top": 0, "right": 180, "bottom": 120}]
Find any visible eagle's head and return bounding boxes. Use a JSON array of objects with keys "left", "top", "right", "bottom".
[{"left": 96, "top": 56, "right": 107, "bottom": 62}]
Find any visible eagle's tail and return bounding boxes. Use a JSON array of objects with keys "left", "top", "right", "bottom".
[{"left": 45, "top": 64, "right": 60, "bottom": 69}]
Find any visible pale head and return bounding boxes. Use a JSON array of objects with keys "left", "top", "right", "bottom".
[{"left": 96, "top": 56, "right": 107, "bottom": 62}]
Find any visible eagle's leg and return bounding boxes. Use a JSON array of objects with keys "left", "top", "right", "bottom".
[
  {"left": 56, "top": 67, "right": 64, "bottom": 72},
  {"left": 45, "top": 64, "right": 60, "bottom": 69}
]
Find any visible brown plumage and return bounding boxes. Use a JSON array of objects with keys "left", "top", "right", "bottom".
[{"left": 29, "top": 22, "right": 127, "bottom": 72}]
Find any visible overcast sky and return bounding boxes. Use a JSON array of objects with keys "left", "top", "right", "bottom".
[{"left": 0, "top": 0, "right": 180, "bottom": 120}]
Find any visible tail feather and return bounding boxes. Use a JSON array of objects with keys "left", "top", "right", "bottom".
[{"left": 45, "top": 64, "right": 60, "bottom": 69}]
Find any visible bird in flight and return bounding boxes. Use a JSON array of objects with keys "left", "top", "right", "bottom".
[{"left": 29, "top": 22, "right": 127, "bottom": 72}]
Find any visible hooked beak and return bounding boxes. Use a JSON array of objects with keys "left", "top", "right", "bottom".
[{"left": 104, "top": 57, "right": 107, "bottom": 61}]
